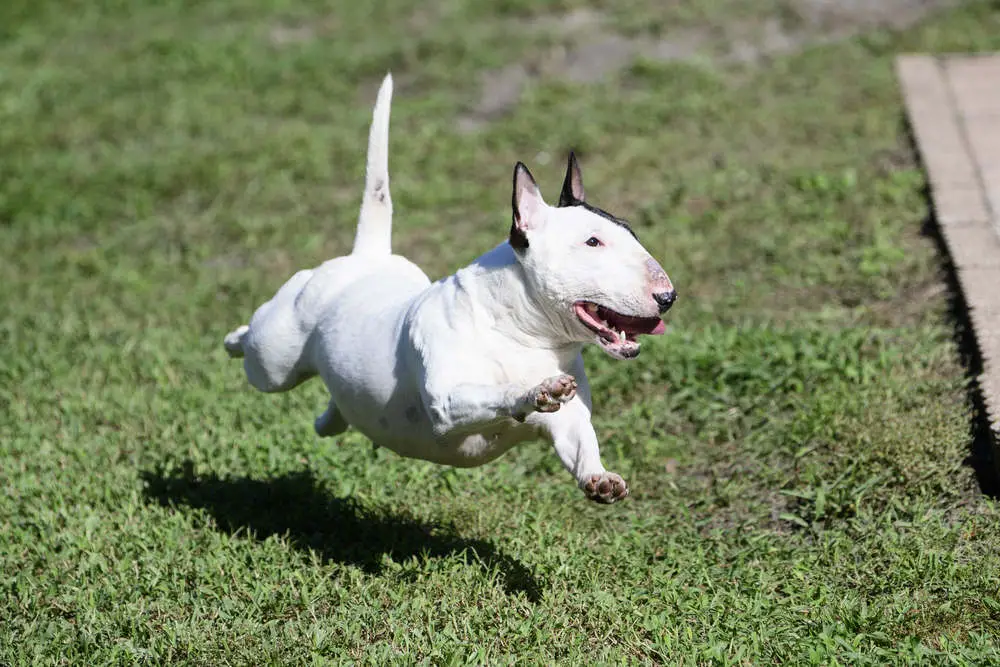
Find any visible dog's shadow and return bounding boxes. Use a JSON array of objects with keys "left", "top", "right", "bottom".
[{"left": 141, "top": 462, "right": 544, "bottom": 601}]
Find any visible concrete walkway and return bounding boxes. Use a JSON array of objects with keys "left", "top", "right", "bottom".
[{"left": 897, "top": 55, "right": 1000, "bottom": 442}]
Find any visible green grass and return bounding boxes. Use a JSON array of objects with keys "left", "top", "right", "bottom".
[{"left": 4, "top": 0, "right": 1000, "bottom": 663}]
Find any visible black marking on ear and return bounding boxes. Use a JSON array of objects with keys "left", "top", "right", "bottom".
[
  {"left": 554, "top": 153, "right": 637, "bottom": 239},
  {"left": 558, "top": 151, "right": 585, "bottom": 207},
  {"left": 509, "top": 220, "right": 529, "bottom": 250},
  {"left": 509, "top": 162, "right": 534, "bottom": 251},
  {"left": 373, "top": 178, "right": 387, "bottom": 203}
]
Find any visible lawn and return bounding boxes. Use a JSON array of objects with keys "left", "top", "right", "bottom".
[{"left": 3, "top": 0, "right": 1000, "bottom": 663}]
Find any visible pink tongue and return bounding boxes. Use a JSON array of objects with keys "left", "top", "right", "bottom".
[{"left": 650, "top": 320, "right": 666, "bottom": 335}]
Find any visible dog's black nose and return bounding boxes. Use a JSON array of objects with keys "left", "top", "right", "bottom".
[{"left": 653, "top": 289, "right": 677, "bottom": 313}]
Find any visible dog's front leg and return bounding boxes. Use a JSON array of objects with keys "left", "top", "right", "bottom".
[
  {"left": 537, "top": 400, "right": 629, "bottom": 504},
  {"left": 424, "top": 374, "right": 578, "bottom": 436}
]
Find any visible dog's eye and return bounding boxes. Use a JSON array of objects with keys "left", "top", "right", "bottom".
[{"left": 585, "top": 237, "right": 602, "bottom": 247}]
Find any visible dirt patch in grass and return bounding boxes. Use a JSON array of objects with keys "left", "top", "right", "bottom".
[
  {"left": 789, "top": 0, "right": 963, "bottom": 31},
  {"left": 458, "top": 0, "right": 960, "bottom": 131},
  {"left": 267, "top": 16, "right": 339, "bottom": 46}
]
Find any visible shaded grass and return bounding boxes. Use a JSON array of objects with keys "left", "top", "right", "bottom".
[{"left": 3, "top": 0, "right": 1000, "bottom": 663}]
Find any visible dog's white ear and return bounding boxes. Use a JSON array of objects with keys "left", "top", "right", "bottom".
[
  {"left": 558, "top": 151, "right": 585, "bottom": 207},
  {"left": 510, "top": 162, "right": 545, "bottom": 250}
]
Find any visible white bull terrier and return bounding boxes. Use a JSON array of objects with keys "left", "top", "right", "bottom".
[{"left": 224, "top": 74, "right": 676, "bottom": 503}]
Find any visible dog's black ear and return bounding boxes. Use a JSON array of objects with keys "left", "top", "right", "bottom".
[
  {"left": 510, "top": 162, "right": 545, "bottom": 251},
  {"left": 558, "top": 151, "right": 585, "bottom": 207}
]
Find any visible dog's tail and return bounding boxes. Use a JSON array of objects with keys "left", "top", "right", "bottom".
[{"left": 352, "top": 73, "right": 394, "bottom": 256}]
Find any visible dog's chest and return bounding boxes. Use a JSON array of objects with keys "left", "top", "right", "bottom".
[{"left": 478, "top": 341, "right": 575, "bottom": 386}]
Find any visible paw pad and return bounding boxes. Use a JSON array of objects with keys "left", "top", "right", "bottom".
[
  {"left": 533, "top": 374, "right": 577, "bottom": 412},
  {"left": 582, "top": 472, "right": 629, "bottom": 504}
]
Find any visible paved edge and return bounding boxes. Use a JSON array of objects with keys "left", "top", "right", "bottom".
[{"left": 897, "top": 54, "right": 1000, "bottom": 448}]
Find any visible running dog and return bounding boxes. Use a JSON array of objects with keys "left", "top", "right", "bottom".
[{"left": 224, "top": 74, "right": 676, "bottom": 503}]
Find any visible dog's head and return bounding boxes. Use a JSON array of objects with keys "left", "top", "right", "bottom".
[{"left": 508, "top": 153, "right": 676, "bottom": 360}]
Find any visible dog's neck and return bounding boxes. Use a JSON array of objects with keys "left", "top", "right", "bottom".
[{"left": 454, "top": 243, "right": 583, "bottom": 358}]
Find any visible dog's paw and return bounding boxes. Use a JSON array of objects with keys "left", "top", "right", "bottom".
[
  {"left": 531, "top": 374, "right": 577, "bottom": 413},
  {"left": 581, "top": 472, "right": 629, "bottom": 504}
]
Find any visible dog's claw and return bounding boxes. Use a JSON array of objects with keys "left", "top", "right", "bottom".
[
  {"left": 582, "top": 472, "right": 629, "bottom": 504},
  {"left": 531, "top": 374, "right": 577, "bottom": 413}
]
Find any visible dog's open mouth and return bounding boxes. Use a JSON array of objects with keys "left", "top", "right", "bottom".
[{"left": 573, "top": 301, "right": 666, "bottom": 359}]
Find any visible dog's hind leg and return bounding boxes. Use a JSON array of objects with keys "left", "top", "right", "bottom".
[
  {"left": 224, "top": 325, "right": 249, "bottom": 358},
  {"left": 227, "top": 269, "right": 318, "bottom": 393},
  {"left": 314, "top": 399, "right": 349, "bottom": 437}
]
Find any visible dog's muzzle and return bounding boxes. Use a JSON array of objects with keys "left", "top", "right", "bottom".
[{"left": 653, "top": 289, "right": 677, "bottom": 314}]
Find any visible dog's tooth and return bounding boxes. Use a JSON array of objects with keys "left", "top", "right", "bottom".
[
  {"left": 586, "top": 303, "right": 598, "bottom": 314},
  {"left": 619, "top": 329, "right": 626, "bottom": 343}
]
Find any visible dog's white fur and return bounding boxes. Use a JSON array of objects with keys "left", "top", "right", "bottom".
[{"left": 224, "top": 74, "right": 676, "bottom": 503}]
